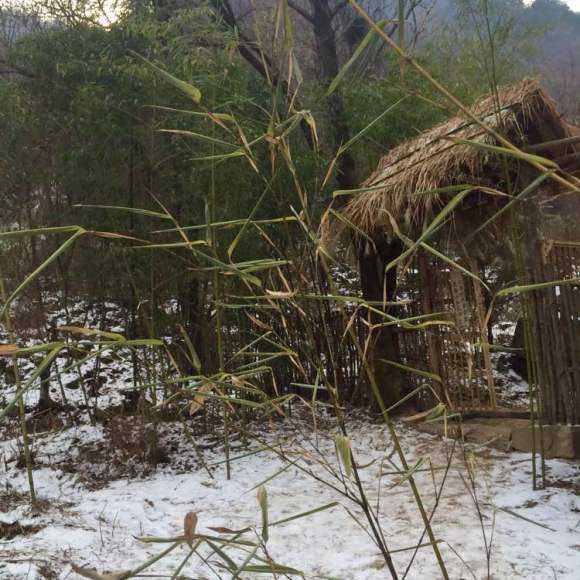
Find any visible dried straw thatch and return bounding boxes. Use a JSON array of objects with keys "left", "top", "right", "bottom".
[{"left": 331, "top": 79, "right": 580, "bottom": 243}]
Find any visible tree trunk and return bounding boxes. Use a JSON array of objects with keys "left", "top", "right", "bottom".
[
  {"left": 177, "top": 276, "right": 206, "bottom": 374},
  {"left": 359, "top": 236, "right": 404, "bottom": 409},
  {"left": 310, "top": 0, "right": 357, "bottom": 190},
  {"left": 206, "top": 1, "right": 357, "bottom": 189},
  {"left": 38, "top": 363, "right": 52, "bottom": 411}
]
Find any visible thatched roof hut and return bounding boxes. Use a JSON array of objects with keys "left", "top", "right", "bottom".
[
  {"left": 323, "top": 80, "right": 580, "bottom": 414},
  {"left": 333, "top": 79, "right": 580, "bottom": 243}
]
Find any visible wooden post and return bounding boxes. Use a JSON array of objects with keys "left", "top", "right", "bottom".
[
  {"left": 469, "top": 257, "right": 496, "bottom": 409},
  {"left": 419, "top": 253, "right": 449, "bottom": 407}
]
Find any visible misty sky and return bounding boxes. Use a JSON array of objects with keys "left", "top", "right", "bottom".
[
  {"left": 525, "top": 0, "right": 579, "bottom": 10},
  {"left": 559, "top": 0, "right": 580, "bottom": 10},
  {"left": 544, "top": 0, "right": 580, "bottom": 10},
  {"left": 6, "top": 0, "right": 580, "bottom": 14}
]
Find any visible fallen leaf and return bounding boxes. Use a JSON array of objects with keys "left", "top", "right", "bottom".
[
  {"left": 0, "top": 344, "right": 18, "bottom": 356},
  {"left": 70, "top": 563, "right": 130, "bottom": 580},
  {"left": 184, "top": 511, "right": 198, "bottom": 547}
]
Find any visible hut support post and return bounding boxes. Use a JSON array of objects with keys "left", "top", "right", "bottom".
[
  {"left": 420, "top": 253, "right": 448, "bottom": 408},
  {"left": 359, "top": 237, "right": 404, "bottom": 409},
  {"left": 469, "top": 258, "right": 496, "bottom": 409},
  {"left": 518, "top": 193, "right": 548, "bottom": 486}
]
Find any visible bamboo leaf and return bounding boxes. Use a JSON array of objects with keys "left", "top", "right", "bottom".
[
  {"left": 153, "top": 216, "right": 296, "bottom": 234},
  {"left": 425, "top": 403, "right": 447, "bottom": 422},
  {"left": 208, "top": 525, "right": 252, "bottom": 534},
  {"left": 133, "top": 240, "right": 208, "bottom": 250},
  {"left": 134, "top": 52, "right": 202, "bottom": 103},
  {"left": 189, "top": 149, "right": 246, "bottom": 162},
  {"left": 419, "top": 241, "right": 490, "bottom": 292},
  {"left": 208, "top": 394, "right": 263, "bottom": 408},
  {"left": 189, "top": 383, "right": 214, "bottom": 416},
  {"left": 0, "top": 226, "right": 84, "bottom": 238},
  {"left": 385, "top": 210, "right": 489, "bottom": 291},
  {"left": 1, "top": 229, "right": 86, "bottom": 319},
  {"left": 246, "top": 312, "right": 272, "bottom": 330},
  {"left": 333, "top": 183, "right": 399, "bottom": 198},
  {"left": 205, "top": 539, "right": 239, "bottom": 573},
  {"left": 250, "top": 461, "right": 295, "bottom": 492},
  {"left": 334, "top": 435, "right": 353, "bottom": 479},
  {"left": 184, "top": 246, "right": 262, "bottom": 286},
  {"left": 497, "top": 277, "right": 579, "bottom": 297},
  {"left": 384, "top": 188, "right": 473, "bottom": 272},
  {"left": 177, "top": 324, "right": 201, "bottom": 372},
  {"left": 391, "top": 458, "right": 425, "bottom": 487},
  {"left": 264, "top": 289, "right": 297, "bottom": 299},
  {"left": 57, "top": 326, "right": 125, "bottom": 342},
  {"left": 327, "top": 20, "right": 387, "bottom": 96},
  {"left": 228, "top": 179, "right": 275, "bottom": 259},
  {"left": 160, "top": 129, "right": 237, "bottom": 149},
  {"left": 0, "top": 345, "right": 64, "bottom": 420},
  {"left": 470, "top": 171, "right": 553, "bottom": 239},
  {"left": 448, "top": 138, "right": 559, "bottom": 169},
  {"left": 487, "top": 504, "right": 556, "bottom": 531},
  {"left": 341, "top": 96, "right": 406, "bottom": 152},
  {"left": 271, "top": 502, "right": 339, "bottom": 527},
  {"left": 238, "top": 564, "right": 304, "bottom": 575},
  {"left": 70, "top": 564, "right": 130, "bottom": 580},
  {"left": 328, "top": 208, "right": 376, "bottom": 248},
  {"left": 106, "top": 338, "right": 164, "bottom": 347},
  {"left": 385, "top": 384, "right": 435, "bottom": 415},
  {"left": 75, "top": 204, "right": 170, "bottom": 220},
  {"left": 380, "top": 359, "right": 442, "bottom": 382},
  {"left": 149, "top": 105, "right": 234, "bottom": 122}
]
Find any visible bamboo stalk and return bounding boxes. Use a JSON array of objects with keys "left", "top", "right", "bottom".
[
  {"left": 209, "top": 86, "right": 230, "bottom": 480},
  {"left": 0, "top": 270, "right": 36, "bottom": 505}
]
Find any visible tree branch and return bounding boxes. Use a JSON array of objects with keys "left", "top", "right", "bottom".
[
  {"left": 0, "top": 59, "right": 35, "bottom": 78},
  {"left": 209, "top": 0, "right": 315, "bottom": 150},
  {"left": 287, "top": 0, "right": 314, "bottom": 24},
  {"left": 331, "top": 1, "right": 349, "bottom": 19},
  {"left": 211, "top": 0, "right": 270, "bottom": 78}
]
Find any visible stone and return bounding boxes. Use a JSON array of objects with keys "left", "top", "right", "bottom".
[
  {"left": 511, "top": 424, "right": 580, "bottom": 459},
  {"left": 414, "top": 417, "right": 580, "bottom": 459}
]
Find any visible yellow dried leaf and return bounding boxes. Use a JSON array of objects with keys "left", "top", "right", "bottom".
[
  {"left": 231, "top": 375, "right": 245, "bottom": 389},
  {"left": 265, "top": 289, "right": 297, "bottom": 299},
  {"left": 245, "top": 313, "right": 271, "bottom": 331},
  {"left": 184, "top": 511, "right": 198, "bottom": 547},
  {"left": 70, "top": 564, "right": 130, "bottom": 580},
  {"left": 0, "top": 344, "right": 18, "bottom": 356},
  {"left": 189, "top": 383, "right": 214, "bottom": 416},
  {"left": 57, "top": 325, "right": 125, "bottom": 341}
]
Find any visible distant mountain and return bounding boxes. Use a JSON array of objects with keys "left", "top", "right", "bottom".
[{"left": 424, "top": 0, "right": 580, "bottom": 120}]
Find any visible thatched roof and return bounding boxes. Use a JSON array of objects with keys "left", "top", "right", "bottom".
[{"left": 334, "top": 79, "right": 580, "bottom": 242}]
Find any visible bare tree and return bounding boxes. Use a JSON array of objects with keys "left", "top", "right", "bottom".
[{"left": 208, "top": 1, "right": 431, "bottom": 190}]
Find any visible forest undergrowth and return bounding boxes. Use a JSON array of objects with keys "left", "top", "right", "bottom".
[{"left": 1, "top": 1, "right": 580, "bottom": 579}]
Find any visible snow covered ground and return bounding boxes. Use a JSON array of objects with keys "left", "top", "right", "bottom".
[
  {"left": 1, "top": 416, "right": 579, "bottom": 579},
  {"left": 1, "top": 298, "right": 574, "bottom": 578}
]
